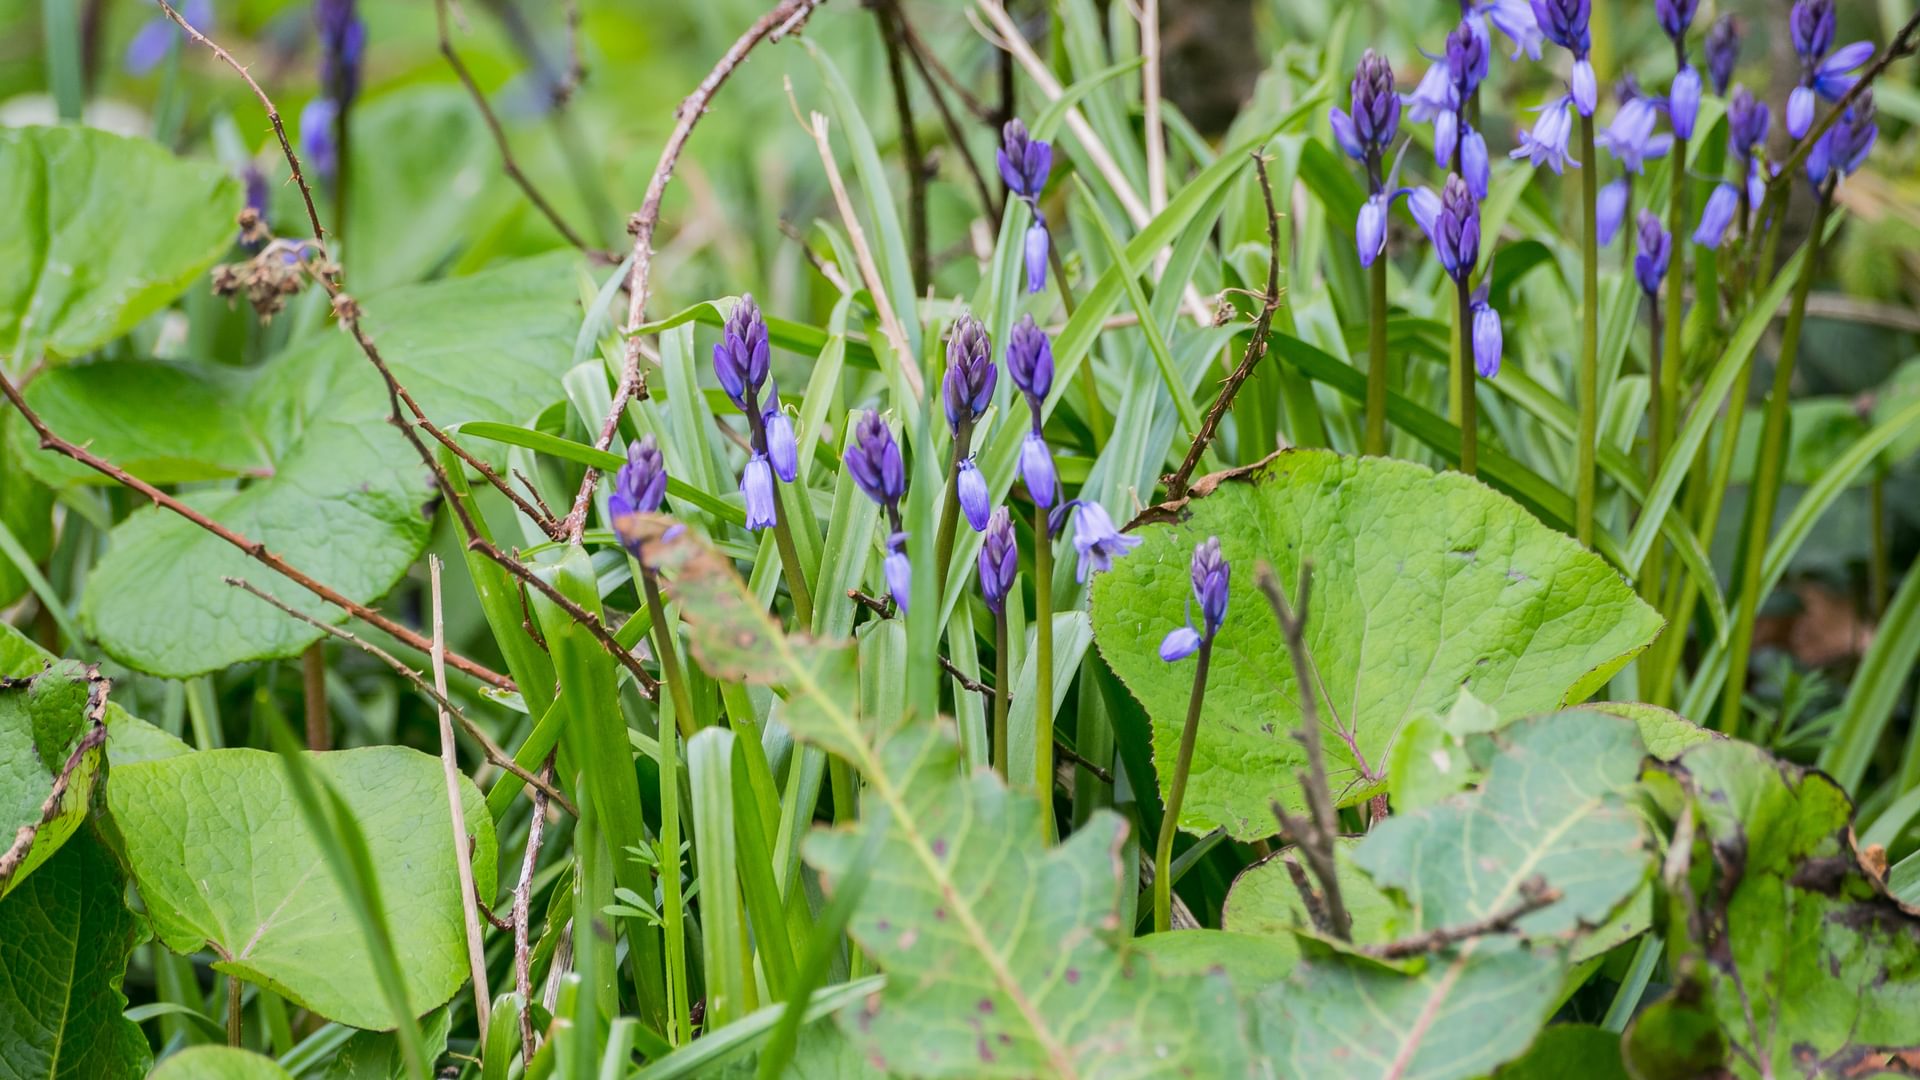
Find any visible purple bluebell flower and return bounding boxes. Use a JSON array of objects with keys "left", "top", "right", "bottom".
[
  {"left": 714, "top": 295, "right": 771, "bottom": 410},
  {"left": 1693, "top": 183, "right": 1739, "bottom": 247},
  {"left": 884, "top": 533, "right": 912, "bottom": 614},
  {"left": 978, "top": 509, "right": 1017, "bottom": 613},
  {"left": 1727, "top": 86, "right": 1770, "bottom": 160},
  {"left": 609, "top": 435, "right": 668, "bottom": 521},
  {"left": 1510, "top": 96, "right": 1578, "bottom": 172},
  {"left": 1416, "top": 175, "right": 1480, "bottom": 282},
  {"left": 126, "top": 0, "right": 212, "bottom": 75},
  {"left": 1462, "top": 125, "right": 1490, "bottom": 200},
  {"left": 1633, "top": 211, "right": 1671, "bottom": 296},
  {"left": 1024, "top": 218, "right": 1050, "bottom": 294},
  {"left": 1598, "top": 97, "right": 1672, "bottom": 174},
  {"left": 1358, "top": 191, "right": 1393, "bottom": 267},
  {"left": 1787, "top": 87, "right": 1817, "bottom": 140},
  {"left": 1705, "top": 16, "right": 1740, "bottom": 95},
  {"left": 1668, "top": 67, "right": 1702, "bottom": 141},
  {"left": 314, "top": 0, "right": 366, "bottom": 106},
  {"left": 1807, "top": 93, "right": 1877, "bottom": 188},
  {"left": 1656, "top": 0, "right": 1698, "bottom": 46},
  {"left": 1160, "top": 536, "right": 1231, "bottom": 662},
  {"left": 1019, "top": 431, "right": 1056, "bottom": 509},
  {"left": 1472, "top": 298, "right": 1503, "bottom": 378},
  {"left": 1435, "top": 110, "right": 1460, "bottom": 169},
  {"left": 1331, "top": 108, "right": 1367, "bottom": 161},
  {"left": 1749, "top": 158, "right": 1774, "bottom": 212},
  {"left": 1571, "top": 59, "right": 1598, "bottom": 117},
  {"left": 998, "top": 119, "right": 1052, "bottom": 200},
  {"left": 1351, "top": 49, "right": 1402, "bottom": 150},
  {"left": 1597, "top": 177, "right": 1630, "bottom": 246},
  {"left": 1790, "top": 0, "right": 1835, "bottom": 61},
  {"left": 845, "top": 410, "right": 906, "bottom": 513},
  {"left": 742, "top": 455, "right": 777, "bottom": 530},
  {"left": 1067, "top": 501, "right": 1140, "bottom": 583},
  {"left": 1006, "top": 315, "right": 1054, "bottom": 409},
  {"left": 942, "top": 314, "right": 996, "bottom": 433},
  {"left": 1474, "top": 0, "right": 1544, "bottom": 61},
  {"left": 1531, "top": 0, "right": 1591, "bottom": 55},
  {"left": 300, "top": 97, "right": 339, "bottom": 182},
  {"left": 1405, "top": 60, "right": 1459, "bottom": 124},
  {"left": 957, "top": 457, "right": 990, "bottom": 532},
  {"left": 764, "top": 407, "right": 798, "bottom": 483},
  {"left": 1447, "top": 21, "right": 1490, "bottom": 99},
  {"left": 1614, "top": 73, "right": 1642, "bottom": 106},
  {"left": 1407, "top": 186, "right": 1443, "bottom": 242},
  {"left": 1159, "top": 625, "right": 1202, "bottom": 662},
  {"left": 1811, "top": 41, "right": 1874, "bottom": 101}
]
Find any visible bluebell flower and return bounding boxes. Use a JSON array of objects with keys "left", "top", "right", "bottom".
[
  {"left": 1807, "top": 94, "right": 1877, "bottom": 188},
  {"left": 1727, "top": 86, "right": 1770, "bottom": 160},
  {"left": 1330, "top": 108, "right": 1367, "bottom": 161},
  {"left": 764, "top": 406, "right": 798, "bottom": 483},
  {"left": 1472, "top": 298, "right": 1503, "bottom": 378},
  {"left": 1510, "top": 96, "right": 1578, "bottom": 172},
  {"left": 1447, "top": 20, "right": 1490, "bottom": 99},
  {"left": 1435, "top": 109, "right": 1460, "bottom": 169},
  {"left": 942, "top": 314, "right": 996, "bottom": 433},
  {"left": 1656, "top": 0, "right": 1698, "bottom": 46},
  {"left": 1019, "top": 431, "right": 1057, "bottom": 509},
  {"left": 1006, "top": 315, "right": 1054, "bottom": 407},
  {"left": 1787, "top": 87, "right": 1817, "bottom": 140},
  {"left": 884, "top": 533, "right": 912, "bottom": 614},
  {"left": 845, "top": 410, "right": 906, "bottom": 513},
  {"left": 978, "top": 509, "right": 1017, "bottom": 613},
  {"left": 742, "top": 455, "right": 777, "bottom": 530},
  {"left": 1405, "top": 60, "right": 1459, "bottom": 124},
  {"left": 300, "top": 97, "right": 339, "bottom": 182},
  {"left": 1597, "top": 177, "right": 1630, "bottom": 246},
  {"left": 1571, "top": 58, "right": 1598, "bottom": 117},
  {"left": 1668, "top": 67, "right": 1701, "bottom": 141},
  {"left": 609, "top": 435, "right": 668, "bottom": 521},
  {"left": 1413, "top": 175, "right": 1480, "bottom": 282},
  {"left": 957, "top": 457, "right": 990, "bottom": 532},
  {"left": 1159, "top": 625, "right": 1202, "bottom": 663},
  {"left": 1357, "top": 191, "right": 1394, "bottom": 267},
  {"left": 998, "top": 119, "right": 1052, "bottom": 200},
  {"left": 1598, "top": 97, "right": 1672, "bottom": 174},
  {"left": 1161, "top": 536, "right": 1231, "bottom": 662},
  {"left": 1693, "top": 183, "right": 1739, "bottom": 247},
  {"left": 1407, "top": 186, "right": 1443, "bottom": 242},
  {"left": 1024, "top": 219, "right": 1050, "bottom": 294},
  {"left": 1473, "top": 0, "right": 1544, "bottom": 61},
  {"left": 1810, "top": 41, "right": 1874, "bottom": 101},
  {"left": 1633, "top": 211, "right": 1671, "bottom": 296},
  {"left": 314, "top": 0, "right": 366, "bottom": 107},
  {"left": 1705, "top": 16, "right": 1740, "bottom": 95},
  {"left": 1531, "top": 0, "right": 1595, "bottom": 113},
  {"left": 126, "top": 0, "right": 212, "bottom": 75},
  {"left": 713, "top": 294, "right": 771, "bottom": 410},
  {"left": 1462, "top": 125, "right": 1490, "bottom": 200},
  {"left": 1749, "top": 158, "right": 1775, "bottom": 212},
  {"left": 1066, "top": 501, "right": 1140, "bottom": 583},
  {"left": 1790, "top": 0, "right": 1835, "bottom": 61},
  {"left": 1351, "top": 50, "right": 1401, "bottom": 151}
]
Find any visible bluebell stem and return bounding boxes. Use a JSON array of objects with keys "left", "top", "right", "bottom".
[
  {"left": 126, "top": 0, "right": 212, "bottom": 75},
  {"left": 1060, "top": 501, "right": 1140, "bottom": 582},
  {"left": 1152, "top": 537, "right": 1227, "bottom": 932},
  {"left": 1727, "top": 87, "right": 1770, "bottom": 161},
  {"left": 1509, "top": 96, "right": 1578, "bottom": 172},
  {"left": 1598, "top": 97, "right": 1672, "bottom": 174},
  {"left": 1693, "top": 183, "right": 1739, "bottom": 246},
  {"left": 609, "top": 435, "right": 668, "bottom": 523},
  {"left": 1807, "top": 93, "right": 1877, "bottom": 189},
  {"left": 1000, "top": 119, "right": 1054, "bottom": 293},
  {"left": 845, "top": 409, "right": 906, "bottom": 520},
  {"left": 957, "top": 458, "right": 990, "bottom": 532},
  {"left": 314, "top": 0, "right": 366, "bottom": 107},
  {"left": 1532, "top": 0, "right": 1595, "bottom": 115},
  {"left": 1633, "top": 211, "right": 1672, "bottom": 296},
  {"left": 1472, "top": 295, "right": 1504, "bottom": 378},
  {"left": 1473, "top": 0, "right": 1544, "bottom": 60},
  {"left": 1597, "top": 177, "right": 1630, "bottom": 245},
  {"left": 942, "top": 314, "right": 996, "bottom": 434},
  {"left": 1668, "top": 67, "right": 1702, "bottom": 142},
  {"left": 1160, "top": 537, "right": 1231, "bottom": 661},
  {"left": 742, "top": 455, "right": 776, "bottom": 530},
  {"left": 1705, "top": 16, "right": 1740, "bottom": 95},
  {"left": 300, "top": 97, "right": 339, "bottom": 182},
  {"left": 884, "top": 533, "right": 913, "bottom": 614},
  {"left": 978, "top": 509, "right": 1017, "bottom": 613}
]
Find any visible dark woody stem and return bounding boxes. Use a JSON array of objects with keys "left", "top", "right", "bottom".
[
  {"left": 933, "top": 417, "right": 973, "bottom": 600},
  {"left": 743, "top": 385, "right": 815, "bottom": 627},
  {"left": 1154, "top": 637, "right": 1212, "bottom": 933}
]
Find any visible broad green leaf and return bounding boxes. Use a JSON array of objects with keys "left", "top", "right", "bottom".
[
  {"left": 1129, "top": 929, "right": 1301, "bottom": 995},
  {"left": 75, "top": 254, "right": 581, "bottom": 676},
  {"left": 105, "top": 746, "right": 497, "bottom": 1031},
  {"left": 0, "top": 829, "right": 150, "bottom": 1080},
  {"left": 0, "top": 422, "right": 53, "bottom": 608},
  {"left": 149, "top": 1047, "right": 294, "bottom": 1080},
  {"left": 0, "top": 622, "right": 190, "bottom": 767},
  {"left": 1589, "top": 701, "right": 1716, "bottom": 762},
  {"left": 1355, "top": 711, "right": 1653, "bottom": 944},
  {"left": 1494, "top": 1025, "right": 1627, "bottom": 1079},
  {"left": 638, "top": 520, "right": 1255, "bottom": 1078},
  {"left": 321, "top": 1008, "right": 452, "bottom": 1080},
  {"left": 0, "top": 660, "right": 105, "bottom": 897},
  {"left": 1089, "top": 450, "right": 1662, "bottom": 838},
  {"left": 1221, "top": 838, "right": 1400, "bottom": 949},
  {"left": 0, "top": 126, "right": 239, "bottom": 366},
  {"left": 1634, "top": 740, "right": 1920, "bottom": 1076},
  {"left": 12, "top": 359, "right": 268, "bottom": 486}
]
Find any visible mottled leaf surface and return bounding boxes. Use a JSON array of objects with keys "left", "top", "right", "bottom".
[
  {"left": 0, "top": 126, "right": 239, "bottom": 367},
  {"left": 0, "top": 622, "right": 189, "bottom": 767},
  {"left": 0, "top": 660, "right": 105, "bottom": 897},
  {"left": 0, "top": 830, "right": 150, "bottom": 1080},
  {"left": 106, "top": 747, "right": 496, "bottom": 1030},
  {"left": 1090, "top": 450, "right": 1661, "bottom": 838}
]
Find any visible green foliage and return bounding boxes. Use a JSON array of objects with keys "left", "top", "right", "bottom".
[
  {"left": 1090, "top": 450, "right": 1663, "bottom": 838},
  {"left": 0, "top": 659, "right": 104, "bottom": 897},
  {"left": 147, "top": 1047, "right": 293, "bottom": 1080}
]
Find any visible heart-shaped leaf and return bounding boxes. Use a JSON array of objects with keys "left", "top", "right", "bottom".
[
  {"left": 106, "top": 746, "right": 496, "bottom": 1030},
  {"left": 1090, "top": 450, "right": 1662, "bottom": 839},
  {"left": 0, "top": 126, "right": 239, "bottom": 367},
  {"left": 72, "top": 254, "right": 581, "bottom": 677},
  {"left": 0, "top": 660, "right": 106, "bottom": 897},
  {"left": 13, "top": 359, "right": 269, "bottom": 486}
]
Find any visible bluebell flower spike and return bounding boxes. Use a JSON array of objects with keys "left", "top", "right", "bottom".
[
  {"left": 1656, "top": 0, "right": 1698, "bottom": 46},
  {"left": 1006, "top": 315, "right": 1054, "bottom": 408},
  {"left": 998, "top": 119, "right": 1052, "bottom": 200},
  {"left": 314, "top": 0, "right": 366, "bottom": 106},
  {"left": 1161, "top": 537, "right": 1230, "bottom": 663},
  {"left": 978, "top": 510, "right": 1017, "bottom": 613},
  {"left": 1446, "top": 20, "right": 1490, "bottom": 98},
  {"left": 1727, "top": 87, "right": 1770, "bottom": 160},
  {"left": 941, "top": 314, "right": 996, "bottom": 434},
  {"left": 845, "top": 410, "right": 906, "bottom": 513}
]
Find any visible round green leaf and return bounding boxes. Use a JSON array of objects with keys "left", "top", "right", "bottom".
[
  {"left": 13, "top": 359, "right": 270, "bottom": 486},
  {"left": 150, "top": 1047, "right": 294, "bottom": 1080},
  {"left": 105, "top": 746, "right": 497, "bottom": 1031},
  {"left": 1089, "top": 450, "right": 1662, "bottom": 839},
  {"left": 0, "top": 126, "right": 240, "bottom": 367}
]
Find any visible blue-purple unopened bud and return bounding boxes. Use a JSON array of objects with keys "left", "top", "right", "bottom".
[
  {"left": 942, "top": 314, "right": 996, "bottom": 432},
  {"left": 1597, "top": 177, "right": 1630, "bottom": 246},
  {"left": 1330, "top": 108, "right": 1367, "bottom": 161},
  {"left": 1790, "top": 0, "right": 1835, "bottom": 62},
  {"left": 845, "top": 410, "right": 906, "bottom": 511},
  {"left": 1530, "top": 0, "right": 1591, "bottom": 55},
  {"left": 742, "top": 455, "right": 777, "bottom": 530},
  {"left": 1808, "top": 93, "right": 1877, "bottom": 187},
  {"left": 1350, "top": 49, "right": 1401, "bottom": 150},
  {"left": 1069, "top": 501, "right": 1141, "bottom": 583},
  {"left": 1812, "top": 42, "right": 1875, "bottom": 101},
  {"left": 1633, "top": 211, "right": 1671, "bottom": 296},
  {"left": 314, "top": 0, "right": 366, "bottom": 106},
  {"left": 1472, "top": 301, "right": 1503, "bottom": 379},
  {"left": 765, "top": 407, "right": 798, "bottom": 483},
  {"left": 1656, "top": 0, "right": 1697, "bottom": 46},
  {"left": 1006, "top": 315, "right": 1054, "bottom": 408},
  {"left": 610, "top": 435, "right": 668, "bottom": 521},
  {"left": 884, "top": 533, "right": 912, "bottom": 614},
  {"left": 1190, "top": 536, "right": 1230, "bottom": 637},
  {"left": 1024, "top": 219, "right": 1050, "bottom": 294},
  {"left": 978, "top": 509, "right": 1017, "bottom": 613},
  {"left": 300, "top": 97, "right": 339, "bottom": 182},
  {"left": 957, "top": 457, "right": 990, "bottom": 532},
  {"left": 1692, "top": 183, "right": 1739, "bottom": 247},
  {"left": 1432, "top": 175, "right": 1480, "bottom": 281},
  {"left": 1462, "top": 126, "right": 1490, "bottom": 201},
  {"left": 1787, "top": 87, "right": 1816, "bottom": 140},
  {"left": 1727, "top": 86, "right": 1770, "bottom": 159},
  {"left": 1447, "top": 21, "right": 1489, "bottom": 97},
  {"left": 1019, "top": 431, "right": 1056, "bottom": 509},
  {"left": 1571, "top": 58, "right": 1598, "bottom": 116},
  {"left": 1669, "top": 67, "right": 1701, "bottom": 141},
  {"left": 997, "top": 118, "right": 1052, "bottom": 200},
  {"left": 714, "top": 294, "right": 771, "bottom": 410},
  {"left": 1705, "top": 16, "right": 1740, "bottom": 94},
  {"left": 1357, "top": 192, "right": 1391, "bottom": 267}
]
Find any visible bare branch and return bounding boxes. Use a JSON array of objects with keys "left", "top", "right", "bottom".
[
  {"left": 1361, "top": 877, "right": 1562, "bottom": 959},
  {"left": 0, "top": 666, "right": 109, "bottom": 889}
]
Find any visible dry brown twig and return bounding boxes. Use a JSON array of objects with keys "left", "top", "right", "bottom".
[
  {"left": 430, "top": 557, "right": 494, "bottom": 1043},
  {"left": 513, "top": 754, "right": 554, "bottom": 1055},
  {"left": 1360, "top": 877, "right": 1563, "bottom": 959},
  {"left": 565, "top": 0, "right": 831, "bottom": 541}
]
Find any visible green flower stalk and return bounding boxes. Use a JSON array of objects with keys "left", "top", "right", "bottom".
[{"left": 1153, "top": 538, "right": 1228, "bottom": 934}]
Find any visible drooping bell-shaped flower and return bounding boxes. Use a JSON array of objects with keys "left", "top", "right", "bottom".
[
  {"left": 609, "top": 435, "right": 668, "bottom": 521},
  {"left": 957, "top": 457, "right": 990, "bottom": 532},
  {"left": 1705, "top": 16, "right": 1740, "bottom": 95},
  {"left": 1532, "top": 0, "right": 1595, "bottom": 113},
  {"left": 999, "top": 119, "right": 1052, "bottom": 201},
  {"left": 1633, "top": 211, "right": 1672, "bottom": 296},
  {"left": 1598, "top": 97, "right": 1673, "bottom": 174},
  {"left": 845, "top": 410, "right": 906, "bottom": 514},
  {"left": 1416, "top": 175, "right": 1481, "bottom": 282},
  {"left": 1597, "top": 177, "right": 1630, "bottom": 246},
  {"left": 1668, "top": 67, "right": 1702, "bottom": 141},
  {"left": 1461, "top": 126, "right": 1490, "bottom": 200},
  {"left": 1807, "top": 93, "right": 1878, "bottom": 189},
  {"left": 1692, "top": 183, "right": 1739, "bottom": 247},
  {"left": 883, "top": 533, "right": 913, "bottom": 614},
  {"left": 1472, "top": 298, "right": 1504, "bottom": 378},
  {"left": 764, "top": 406, "right": 798, "bottom": 483},
  {"left": 1357, "top": 191, "right": 1392, "bottom": 267},
  {"left": 1404, "top": 60, "right": 1459, "bottom": 124},
  {"left": 941, "top": 314, "right": 996, "bottom": 433},
  {"left": 1161, "top": 536, "right": 1231, "bottom": 662},
  {"left": 742, "top": 455, "right": 777, "bottom": 531},
  {"left": 1510, "top": 95, "right": 1579, "bottom": 172},
  {"left": 1067, "top": 501, "right": 1141, "bottom": 583},
  {"left": 1019, "top": 432, "right": 1056, "bottom": 509},
  {"left": 1473, "top": 0, "right": 1544, "bottom": 61},
  {"left": 978, "top": 509, "right": 1017, "bottom": 614},
  {"left": 1024, "top": 218, "right": 1050, "bottom": 294}
]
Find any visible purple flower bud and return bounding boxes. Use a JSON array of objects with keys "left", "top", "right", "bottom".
[
  {"left": 314, "top": 0, "right": 366, "bottom": 107},
  {"left": 742, "top": 454, "right": 777, "bottom": 530},
  {"left": 884, "top": 533, "right": 912, "bottom": 614},
  {"left": 1633, "top": 211, "right": 1671, "bottom": 296},
  {"left": 1330, "top": 107, "right": 1367, "bottom": 161},
  {"left": 1190, "top": 537, "right": 1230, "bottom": 637},
  {"left": 1068, "top": 501, "right": 1141, "bottom": 583},
  {"left": 1813, "top": 41, "right": 1875, "bottom": 101},
  {"left": 1475, "top": 0, "right": 1544, "bottom": 61},
  {"left": 610, "top": 435, "right": 668, "bottom": 521},
  {"left": 957, "top": 457, "right": 990, "bottom": 532},
  {"left": 1428, "top": 175, "right": 1481, "bottom": 281},
  {"left": 1530, "top": 0, "right": 1591, "bottom": 56},
  {"left": 1809, "top": 93, "right": 1877, "bottom": 187},
  {"left": 997, "top": 118, "right": 1052, "bottom": 200},
  {"left": 1572, "top": 58, "right": 1598, "bottom": 116},
  {"left": 845, "top": 410, "right": 906, "bottom": 511},
  {"left": 978, "top": 509, "right": 1017, "bottom": 613},
  {"left": 1435, "top": 110, "right": 1460, "bottom": 170},
  {"left": 1790, "top": 0, "right": 1835, "bottom": 62},
  {"left": 1405, "top": 60, "right": 1459, "bottom": 124},
  {"left": 1510, "top": 96, "right": 1579, "bottom": 173},
  {"left": 1472, "top": 300, "right": 1503, "bottom": 378},
  {"left": 1462, "top": 125, "right": 1490, "bottom": 201},
  {"left": 714, "top": 294, "right": 771, "bottom": 410},
  {"left": 942, "top": 314, "right": 996, "bottom": 432},
  {"left": 1727, "top": 86, "right": 1770, "bottom": 160},
  {"left": 1787, "top": 86, "right": 1816, "bottom": 139},
  {"left": 1599, "top": 97, "right": 1672, "bottom": 174},
  {"left": 1351, "top": 49, "right": 1402, "bottom": 148},
  {"left": 1357, "top": 192, "right": 1391, "bottom": 267},
  {"left": 1019, "top": 431, "right": 1056, "bottom": 509},
  {"left": 1024, "top": 219, "right": 1050, "bottom": 294},
  {"left": 1447, "top": 21, "right": 1489, "bottom": 98},
  {"left": 1158, "top": 626, "right": 1202, "bottom": 662},
  {"left": 1656, "top": 0, "right": 1698, "bottom": 45},
  {"left": 765, "top": 407, "right": 798, "bottom": 483},
  {"left": 1692, "top": 183, "right": 1739, "bottom": 247},
  {"left": 1597, "top": 177, "right": 1630, "bottom": 246},
  {"left": 1006, "top": 315, "right": 1055, "bottom": 408},
  {"left": 1705, "top": 16, "right": 1740, "bottom": 95},
  {"left": 300, "top": 97, "right": 339, "bottom": 182},
  {"left": 1668, "top": 67, "right": 1701, "bottom": 141}
]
